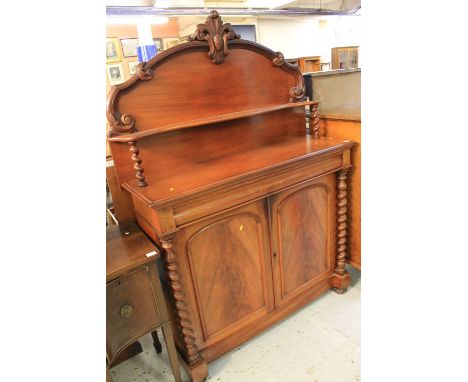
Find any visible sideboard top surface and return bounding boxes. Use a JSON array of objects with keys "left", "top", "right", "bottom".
[
  {"left": 106, "top": 222, "right": 159, "bottom": 282},
  {"left": 123, "top": 135, "right": 353, "bottom": 207}
]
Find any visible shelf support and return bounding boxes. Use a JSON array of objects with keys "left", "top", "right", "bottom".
[
  {"left": 128, "top": 141, "right": 147, "bottom": 187},
  {"left": 310, "top": 102, "right": 320, "bottom": 139}
]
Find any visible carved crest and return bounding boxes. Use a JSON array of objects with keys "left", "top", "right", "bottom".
[{"left": 189, "top": 10, "right": 240, "bottom": 64}]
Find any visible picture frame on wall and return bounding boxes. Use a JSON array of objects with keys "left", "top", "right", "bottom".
[
  {"left": 163, "top": 38, "right": 179, "bottom": 50},
  {"left": 107, "top": 63, "right": 125, "bottom": 85},
  {"left": 153, "top": 38, "right": 163, "bottom": 52},
  {"left": 128, "top": 61, "right": 139, "bottom": 75},
  {"left": 106, "top": 38, "right": 122, "bottom": 63},
  {"left": 120, "top": 38, "right": 139, "bottom": 58}
]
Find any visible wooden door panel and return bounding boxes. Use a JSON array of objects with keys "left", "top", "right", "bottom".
[
  {"left": 185, "top": 203, "right": 273, "bottom": 343},
  {"left": 279, "top": 186, "right": 328, "bottom": 294},
  {"left": 270, "top": 175, "right": 335, "bottom": 306}
]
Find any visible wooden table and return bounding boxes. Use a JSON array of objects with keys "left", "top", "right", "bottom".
[{"left": 106, "top": 222, "right": 181, "bottom": 382}]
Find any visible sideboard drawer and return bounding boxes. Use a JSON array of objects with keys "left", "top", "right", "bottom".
[{"left": 106, "top": 265, "right": 161, "bottom": 363}]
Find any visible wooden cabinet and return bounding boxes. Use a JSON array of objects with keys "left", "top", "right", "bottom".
[
  {"left": 106, "top": 11, "right": 355, "bottom": 382},
  {"left": 331, "top": 46, "right": 359, "bottom": 70},
  {"left": 298, "top": 56, "right": 322, "bottom": 72},
  {"left": 287, "top": 56, "right": 321, "bottom": 72}
]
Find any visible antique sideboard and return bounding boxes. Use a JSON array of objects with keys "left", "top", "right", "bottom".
[{"left": 106, "top": 11, "right": 355, "bottom": 382}]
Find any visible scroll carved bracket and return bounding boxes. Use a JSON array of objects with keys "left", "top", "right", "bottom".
[
  {"left": 136, "top": 63, "right": 154, "bottom": 81},
  {"left": 289, "top": 86, "right": 306, "bottom": 103},
  {"left": 106, "top": 64, "right": 153, "bottom": 138},
  {"left": 272, "top": 51, "right": 285, "bottom": 66},
  {"left": 189, "top": 10, "right": 240, "bottom": 64},
  {"left": 271, "top": 51, "right": 305, "bottom": 102},
  {"left": 107, "top": 112, "right": 136, "bottom": 137}
]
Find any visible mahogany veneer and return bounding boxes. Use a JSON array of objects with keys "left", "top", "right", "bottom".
[{"left": 107, "top": 11, "right": 355, "bottom": 382}]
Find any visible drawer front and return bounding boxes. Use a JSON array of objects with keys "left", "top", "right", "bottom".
[
  {"left": 106, "top": 266, "right": 161, "bottom": 363},
  {"left": 173, "top": 153, "right": 342, "bottom": 227}
]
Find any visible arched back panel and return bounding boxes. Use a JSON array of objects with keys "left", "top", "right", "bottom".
[
  {"left": 107, "top": 12, "right": 304, "bottom": 136},
  {"left": 106, "top": 11, "right": 308, "bottom": 186}
]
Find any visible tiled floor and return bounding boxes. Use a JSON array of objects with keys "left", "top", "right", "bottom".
[{"left": 110, "top": 266, "right": 360, "bottom": 382}]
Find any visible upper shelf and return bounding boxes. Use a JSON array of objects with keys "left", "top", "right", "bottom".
[{"left": 107, "top": 101, "right": 317, "bottom": 143}]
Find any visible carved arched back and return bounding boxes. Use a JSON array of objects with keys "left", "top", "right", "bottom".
[{"left": 106, "top": 11, "right": 305, "bottom": 137}]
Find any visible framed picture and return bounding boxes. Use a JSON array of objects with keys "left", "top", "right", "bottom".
[
  {"left": 106, "top": 38, "right": 122, "bottom": 63},
  {"left": 153, "top": 38, "right": 163, "bottom": 52},
  {"left": 120, "top": 38, "right": 139, "bottom": 58},
  {"left": 107, "top": 63, "right": 125, "bottom": 85},
  {"left": 163, "top": 38, "right": 179, "bottom": 50},
  {"left": 128, "top": 61, "right": 139, "bottom": 75}
]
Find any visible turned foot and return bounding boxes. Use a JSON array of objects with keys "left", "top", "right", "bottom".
[
  {"left": 331, "top": 271, "right": 350, "bottom": 294},
  {"left": 179, "top": 356, "right": 209, "bottom": 382}
]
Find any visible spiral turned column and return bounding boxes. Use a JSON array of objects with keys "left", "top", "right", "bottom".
[
  {"left": 161, "top": 239, "right": 202, "bottom": 366},
  {"left": 310, "top": 103, "right": 320, "bottom": 139},
  {"left": 334, "top": 168, "right": 349, "bottom": 293},
  {"left": 128, "top": 141, "right": 147, "bottom": 187}
]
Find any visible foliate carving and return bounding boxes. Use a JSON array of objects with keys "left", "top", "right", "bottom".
[
  {"left": 128, "top": 141, "right": 147, "bottom": 187},
  {"left": 189, "top": 10, "right": 240, "bottom": 64},
  {"left": 335, "top": 168, "right": 349, "bottom": 293},
  {"left": 310, "top": 103, "right": 320, "bottom": 138},
  {"left": 289, "top": 86, "right": 306, "bottom": 103},
  {"left": 136, "top": 63, "right": 153, "bottom": 80},
  {"left": 161, "top": 239, "right": 202, "bottom": 366},
  {"left": 272, "top": 51, "right": 285, "bottom": 66}
]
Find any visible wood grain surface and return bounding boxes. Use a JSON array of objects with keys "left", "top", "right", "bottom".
[{"left": 321, "top": 113, "right": 360, "bottom": 269}]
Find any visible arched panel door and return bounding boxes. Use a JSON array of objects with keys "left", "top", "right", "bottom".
[
  {"left": 183, "top": 200, "right": 274, "bottom": 347},
  {"left": 269, "top": 174, "right": 336, "bottom": 307}
]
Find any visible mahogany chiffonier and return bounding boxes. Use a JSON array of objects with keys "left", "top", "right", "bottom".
[
  {"left": 106, "top": 11, "right": 355, "bottom": 382},
  {"left": 106, "top": 222, "right": 182, "bottom": 382}
]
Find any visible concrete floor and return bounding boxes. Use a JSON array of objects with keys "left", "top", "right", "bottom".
[{"left": 110, "top": 266, "right": 360, "bottom": 382}]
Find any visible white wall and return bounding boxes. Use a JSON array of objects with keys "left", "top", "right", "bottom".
[
  {"left": 257, "top": 18, "right": 321, "bottom": 59},
  {"left": 319, "top": 16, "right": 362, "bottom": 64},
  {"left": 256, "top": 15, "right": 361, "bottom": 64},
  {"left": 176, "top": 15, "right": 361, "bottom": 65}
]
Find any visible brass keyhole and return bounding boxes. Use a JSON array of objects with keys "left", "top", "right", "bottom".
[{"left": 120, "top": 304, "right": 133, "bottom": 318}]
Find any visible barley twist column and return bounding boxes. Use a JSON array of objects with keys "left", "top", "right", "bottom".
[
  {"left": 310, "top": 102, "right": 320, "bottom": 139},
  {"left": 128, "top": 141, "right": 147, "bottom": 187},
  {"left": 334, "top": 168, "right": 350, "bottom": 293},
  {"left": 161, "top": 238, "right": 202, "bottom": 366}
]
